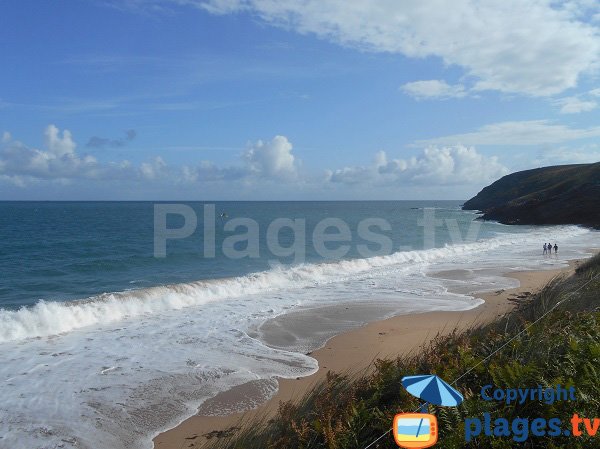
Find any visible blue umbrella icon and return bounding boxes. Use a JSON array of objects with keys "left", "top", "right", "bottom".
[{"left": 402, "top": 374, "right": 464, "bottom": 411}]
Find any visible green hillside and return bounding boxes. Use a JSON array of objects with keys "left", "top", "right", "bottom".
[
  {"left": 463, "top": 163, "right": 600, "bottom": 228},
  {"left": 205, "top": 255, "right": 600, "bottom": 449}
]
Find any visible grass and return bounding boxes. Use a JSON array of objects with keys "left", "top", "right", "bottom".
[{"left": 206, "top": 256, "right": 600, "bottom": 449}]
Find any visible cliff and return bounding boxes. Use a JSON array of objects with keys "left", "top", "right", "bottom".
[{"left": 463, "top": 162, "right": 600, "bottom": 228}]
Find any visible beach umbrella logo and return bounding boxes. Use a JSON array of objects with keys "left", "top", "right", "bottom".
[
  {"left": 401, "top": 374, "right": 463, "bottom": 408},
  {"left": 392, "top": 374, "right": 463, "bottom": 448}
]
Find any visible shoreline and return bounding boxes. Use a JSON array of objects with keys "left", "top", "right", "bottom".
[{"left": 153, "top": 262, "right": 578, "bottom": 449}]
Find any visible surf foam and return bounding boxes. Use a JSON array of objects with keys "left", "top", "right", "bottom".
[{"left": 0, "top": 225, "right": 592, "bottom": 343}]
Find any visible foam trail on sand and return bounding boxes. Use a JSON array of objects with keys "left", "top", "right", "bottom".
[{"left": 0, "top": 224, "right": 596, "bottom": 449}]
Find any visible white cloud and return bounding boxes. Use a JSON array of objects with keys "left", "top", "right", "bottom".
[
  {"left": 400, "top": 80, "right": 467, "bottom": 100},
  {"left": 416, "top": 120, "right": 600, "bottom": 146},
  {"left": 559, "top": 0, "right": 599, "bottom": 19},
  {"left": 0, "top": 125, "right": 157, "bottom": 185},
  {"left": 533, "top": 145, "right": 600, "bottom": 166},
  {"left": 0, "top": 127, "right": 304, "bottom": 188},
  {"left": 552, "top": 86, "right": 600, "bottom": 115},
  {"left": 0, "top": 125, "right": 99, "bottom": 182},
  {"left": 44, "top": 125, "right": 77, "bottom": 157},
  {"left": 324, "top": 165, "right": 371, "bottom": 185},
  {"left": 554, "top": 95, "right": 598, "bottom": 114},
  {"left": 191, "top": 0, "right": 600, "bottom": 96},
  {"left": 180, "top": 136, "right": 300, "bottom": 183},
  {"left": 3, "top": 126, "right": 595, "bottom": 198},
  {"left": 326, "top": 145, "right": 509, "bottom": 186},
  {"left": 243, "top": 135, "right": 298, "bottom": 178},
  {"left": 140, "top": 156, "right": 168, "bottom": 180}
]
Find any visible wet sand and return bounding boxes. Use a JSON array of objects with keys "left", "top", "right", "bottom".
[{"left": 153, "top": 264, "right": 575, "bottom": 449}]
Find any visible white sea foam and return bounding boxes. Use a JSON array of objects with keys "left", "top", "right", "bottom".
[
  {"left": 1, "top": 225, "right": 592, "bottom": 344},
  {"left": 0, "top": 224, "right": 596, "bottom": 449}
]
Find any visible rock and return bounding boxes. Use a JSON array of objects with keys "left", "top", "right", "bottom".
[{"left": 463, "top": 163, "right": 600, "bottom": 228}]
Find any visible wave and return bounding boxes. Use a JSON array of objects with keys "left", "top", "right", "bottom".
[{"left": 0, "top": 225, "right": 591, "bottom": 343}]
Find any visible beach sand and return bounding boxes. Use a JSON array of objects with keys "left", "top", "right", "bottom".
[{"left": 153, "top": 264, "right": 577, "bottom": 449}]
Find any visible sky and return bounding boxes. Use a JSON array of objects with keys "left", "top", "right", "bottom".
[{"left": 1, "top": 0, "right": 599, "bottom": 200}]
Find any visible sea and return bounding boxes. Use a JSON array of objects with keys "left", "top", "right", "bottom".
[{"left": 0, "top": 201, "right": 596, "bottom": 449}]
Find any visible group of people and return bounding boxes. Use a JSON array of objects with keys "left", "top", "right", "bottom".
[{"left": 543, "top": 243, "right": 558, "bottom": 255}]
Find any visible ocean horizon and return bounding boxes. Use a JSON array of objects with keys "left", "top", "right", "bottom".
[{"left": 4, "top": 2, "right": 599, "bottom": 446}]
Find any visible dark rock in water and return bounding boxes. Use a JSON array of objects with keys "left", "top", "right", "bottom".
[{"left": 463, "top": 162, "right": 600, "bottom": 228}]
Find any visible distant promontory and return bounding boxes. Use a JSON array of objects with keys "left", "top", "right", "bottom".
[{"left": 463, "top": 163, "right": 600, "bottom": 228}]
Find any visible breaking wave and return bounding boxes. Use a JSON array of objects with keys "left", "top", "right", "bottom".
[{"left": 0, "top": 225, "right": 591, "bottom": 343}]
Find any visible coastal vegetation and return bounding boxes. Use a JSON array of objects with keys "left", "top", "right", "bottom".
[
  {"left": 463, "top": 163, "right": 600, "bottom": 228},
  {"left": 206, "top": 253, "right": 600, "bottom": 448}
]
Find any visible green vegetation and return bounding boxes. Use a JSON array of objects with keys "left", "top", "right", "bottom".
[
  {"left": 207, "top": 254, "right": 600, "bottom": 449},
  {"left": 463, "top": 162, "right": 600, "bottom": 228}
]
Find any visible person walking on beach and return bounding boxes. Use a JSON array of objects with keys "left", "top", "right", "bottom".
[
  {"left": 543, "top": 243, "right": 547, "bottom": 255},
  {"left": 554, "top": 243, "right": 558, "bottom": 255}
]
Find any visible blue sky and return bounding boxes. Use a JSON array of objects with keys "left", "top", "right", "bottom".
[{"left": 1, "top": 0, "right": 599, "bottom": 200}]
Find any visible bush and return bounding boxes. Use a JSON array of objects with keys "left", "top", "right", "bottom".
[{"left": 207, "top": 257, "right": 600, "bottom": 449}]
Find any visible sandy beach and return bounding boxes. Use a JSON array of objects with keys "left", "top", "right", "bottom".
[{"left": 154, "top": 262, "right": 578, "bottom": 449}]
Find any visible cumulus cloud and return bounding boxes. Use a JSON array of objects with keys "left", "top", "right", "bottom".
[
  {"left": 0, "top": 125, "right": 99, "bottom": 183},
  {"left": 86, "top": 129, "right": 137, "bottom": 148},
  {"left": 0, "top": 125, "right": 151, "bottom": 185},
  {"left": 4, "top": 125, "right": 595, "bottom": 197},
  {"left": 180, "top": 135, "right": 300, "bottom": 183},
  {"left": 400, "top": 80, "right": 467, "bottom": 100},
  {"left": 326, "top": 145, "right": 509, "bottom": 186},
  {"left": 0, "top": 126, "right": 303, "bottom": 189},
  {"left": 44, "top": 125, "right": 77, "bottom": 157},
  {"left": 190, "top": 0, "right": 600, "bottom": 96},
  {"left": 416, "top": 120, "right": 600, "bottom": 146},
  {"left": 243, "top": 135, "right": 297, "bottom": 178},
  {"left": 140, "top": 156, "right": 168, "bottom": 180}
]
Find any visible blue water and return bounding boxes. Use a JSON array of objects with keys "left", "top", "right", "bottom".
[
  {"left": 1, "top": 200, "right": 487, "bottom": 308},
  {"left": 0, "top": 201, "right": 596, "bottom": 449}
]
